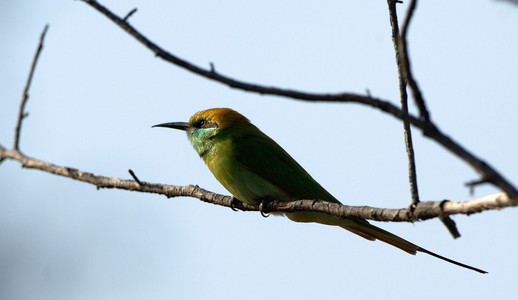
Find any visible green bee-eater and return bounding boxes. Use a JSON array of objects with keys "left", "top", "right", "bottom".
[{"left": 154, "top": 107, "right": 486, "bottom": 274}]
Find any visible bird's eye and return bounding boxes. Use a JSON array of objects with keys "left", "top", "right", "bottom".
[
  {"left": 201, "top": 120, "right": 211, "bottom": 128},
  {"left": 198, "top": 119, "right": 215, "bottom": 128}
]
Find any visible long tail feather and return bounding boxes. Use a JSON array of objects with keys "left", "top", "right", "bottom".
[
  {"left": 342, "top": 218, "right": 488, "bottom": 274},
  {"left": 286, "top": 212, "right": 487, "bottom": 274}
]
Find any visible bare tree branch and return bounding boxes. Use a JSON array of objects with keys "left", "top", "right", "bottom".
[
  {"left": 386, "top": 1, "right": 461, "bottom": 238},
  {"left": 80, "top": 0, "right": 518, "bottom": 199},
  {"left": 399, "top": 0, "right": 430, "bottom": 122},
  {"left": 0, "top": 145, "right": 515, "bottom": 222},
  {"left": 14, "top": 24, "right": 49, "bottom": 152},
  {"left": 386, "top": 0, "right": 421, "bottom": 208}
]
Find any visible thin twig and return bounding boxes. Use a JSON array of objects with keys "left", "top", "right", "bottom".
[
  {"left": 439, "top": 215, "right": 461, "bottom": 239},
  {"left": 465, "top": 178, "right": 490, "bottom": 196},
  {"left": 14, "top": 24, "right": 49, "bottom": 151},
  {"left": 397, "top": 4, "right": 462, "bottom": 238},
  {"left": 123, "top": 8, "right": 137, "bottom": 22},
  {"left": 399, "top": 0, "right": 429, "bottom": 121},
  {"left": 386, "top": 1, "right": 460, "bottom": 238},
  {"left": 128, "top": 169, "right": 142, "bottom": 185},
  {"left": 387, "top": 0, "right": 421, "bottom": 209},
  {"left": 80, "top": 0, "right": 518, "bottom": 198}
]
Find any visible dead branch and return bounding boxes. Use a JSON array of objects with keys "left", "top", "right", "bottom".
[
  {"left": 0, "top": 145, "right": 515, "bottom": 222},
  {"left": 386, "top": 0, "right": 462, "bottom": 237},
  {"left": 14, "top": 24, "right": 49, "bottom": 151},
  {"left": 386, "top": 0, "right": 421, "bottom": 208}
]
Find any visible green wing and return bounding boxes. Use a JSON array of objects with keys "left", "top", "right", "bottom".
[{"left": 232, "top": 132, "right": 340, "bottom": 203}]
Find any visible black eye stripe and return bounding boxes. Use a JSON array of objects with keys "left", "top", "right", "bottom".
[{"left": 198, "top": 119, "right": 217, "bottom": 128}]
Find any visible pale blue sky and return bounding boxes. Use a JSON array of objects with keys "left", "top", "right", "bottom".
[{"left": 1, "top": 0, "right": 518, "bottom": 299}]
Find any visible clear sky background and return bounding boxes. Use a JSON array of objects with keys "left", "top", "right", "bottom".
[{"left": 1, "top": 0, "right": 518, "bottom": 299}]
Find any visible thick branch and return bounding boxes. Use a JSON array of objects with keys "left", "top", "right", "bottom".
[
  {"left": 0, "top": 146, "right": 515, "bottom": 222},
  {"left": 80, "top": 0, "right": 518, "bottom": 198}
]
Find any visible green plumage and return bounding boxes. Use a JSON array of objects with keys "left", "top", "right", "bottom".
[{"left": 153, "top": 107, "right": 486, "bottom": 274}]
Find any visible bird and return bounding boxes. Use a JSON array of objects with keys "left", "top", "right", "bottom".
[{"left": 153, "top": 107, "right": 487, "bottom": 274}]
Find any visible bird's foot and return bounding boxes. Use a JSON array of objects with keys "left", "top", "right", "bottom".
[
  {"left": 230, "top": 197, "right": 242, "bottom": 212},
  {"left": 258, "top": 198, "right": 274, "bottom": 218}
]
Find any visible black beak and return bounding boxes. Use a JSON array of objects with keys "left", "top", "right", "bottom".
[{"left": 152, "top": 122, "right": 190, "bottom": 131}]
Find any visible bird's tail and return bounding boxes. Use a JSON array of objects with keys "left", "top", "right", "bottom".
[{"left": 286, "top": 212, "right": 487, "bottom": 274}]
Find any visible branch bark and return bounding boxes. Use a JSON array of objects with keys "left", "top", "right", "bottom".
[
  {"left": 386, "top": 0, "right": 421, "bottom": 207},
  {"left": 0, "top": 145, "right": 515, "bottom": 222}
]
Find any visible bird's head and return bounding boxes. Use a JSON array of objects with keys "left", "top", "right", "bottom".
[{"left": 153, "top": 108, "right": 254, "bottom": 157}]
